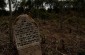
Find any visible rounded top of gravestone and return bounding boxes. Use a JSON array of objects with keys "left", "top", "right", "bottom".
[{"left": 14, "top": 14, "right": 35, "bottom": 25}]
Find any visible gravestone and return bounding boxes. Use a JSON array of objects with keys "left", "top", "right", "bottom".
[{"left": 13, "top": 14, "right": 42, "bottom": 55}]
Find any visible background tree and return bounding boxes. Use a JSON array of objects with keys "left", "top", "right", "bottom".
[
  {"left": 25, "top": 0, "right": 33, "bottom": 11},
  {"left": 0, "top": 0, "right": 7, "bottom": 16},
  {"left": 0, "top": 0, "right": 6, "bottom": 10},
  {"left": 34, "top": 0, "right": 44, "bottom": 9}
]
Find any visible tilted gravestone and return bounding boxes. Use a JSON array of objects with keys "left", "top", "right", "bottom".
[{"left": 13, "top": 14, "right": 42, "bottom": 55}]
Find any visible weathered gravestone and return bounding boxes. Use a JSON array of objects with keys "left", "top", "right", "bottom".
[{"left": 13, "top": 14, "right": 42, "bottom": 55}]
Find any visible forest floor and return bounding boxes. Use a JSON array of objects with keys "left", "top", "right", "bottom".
[{"left": 0, "top": 12, "right": 85, "bottom": 55}]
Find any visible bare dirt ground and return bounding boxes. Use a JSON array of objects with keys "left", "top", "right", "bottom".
[{"left": 0, "top": 13, "right": 85, "bottom": 55}]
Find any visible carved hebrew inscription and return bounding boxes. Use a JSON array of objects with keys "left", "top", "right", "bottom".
[{"left": 13, "top": 15, "right": 40, "bottom": 48}]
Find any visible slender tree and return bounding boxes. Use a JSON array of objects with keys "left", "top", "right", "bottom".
[{"left": 8, "top": 0, "right": 13, "bottom": 55}]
